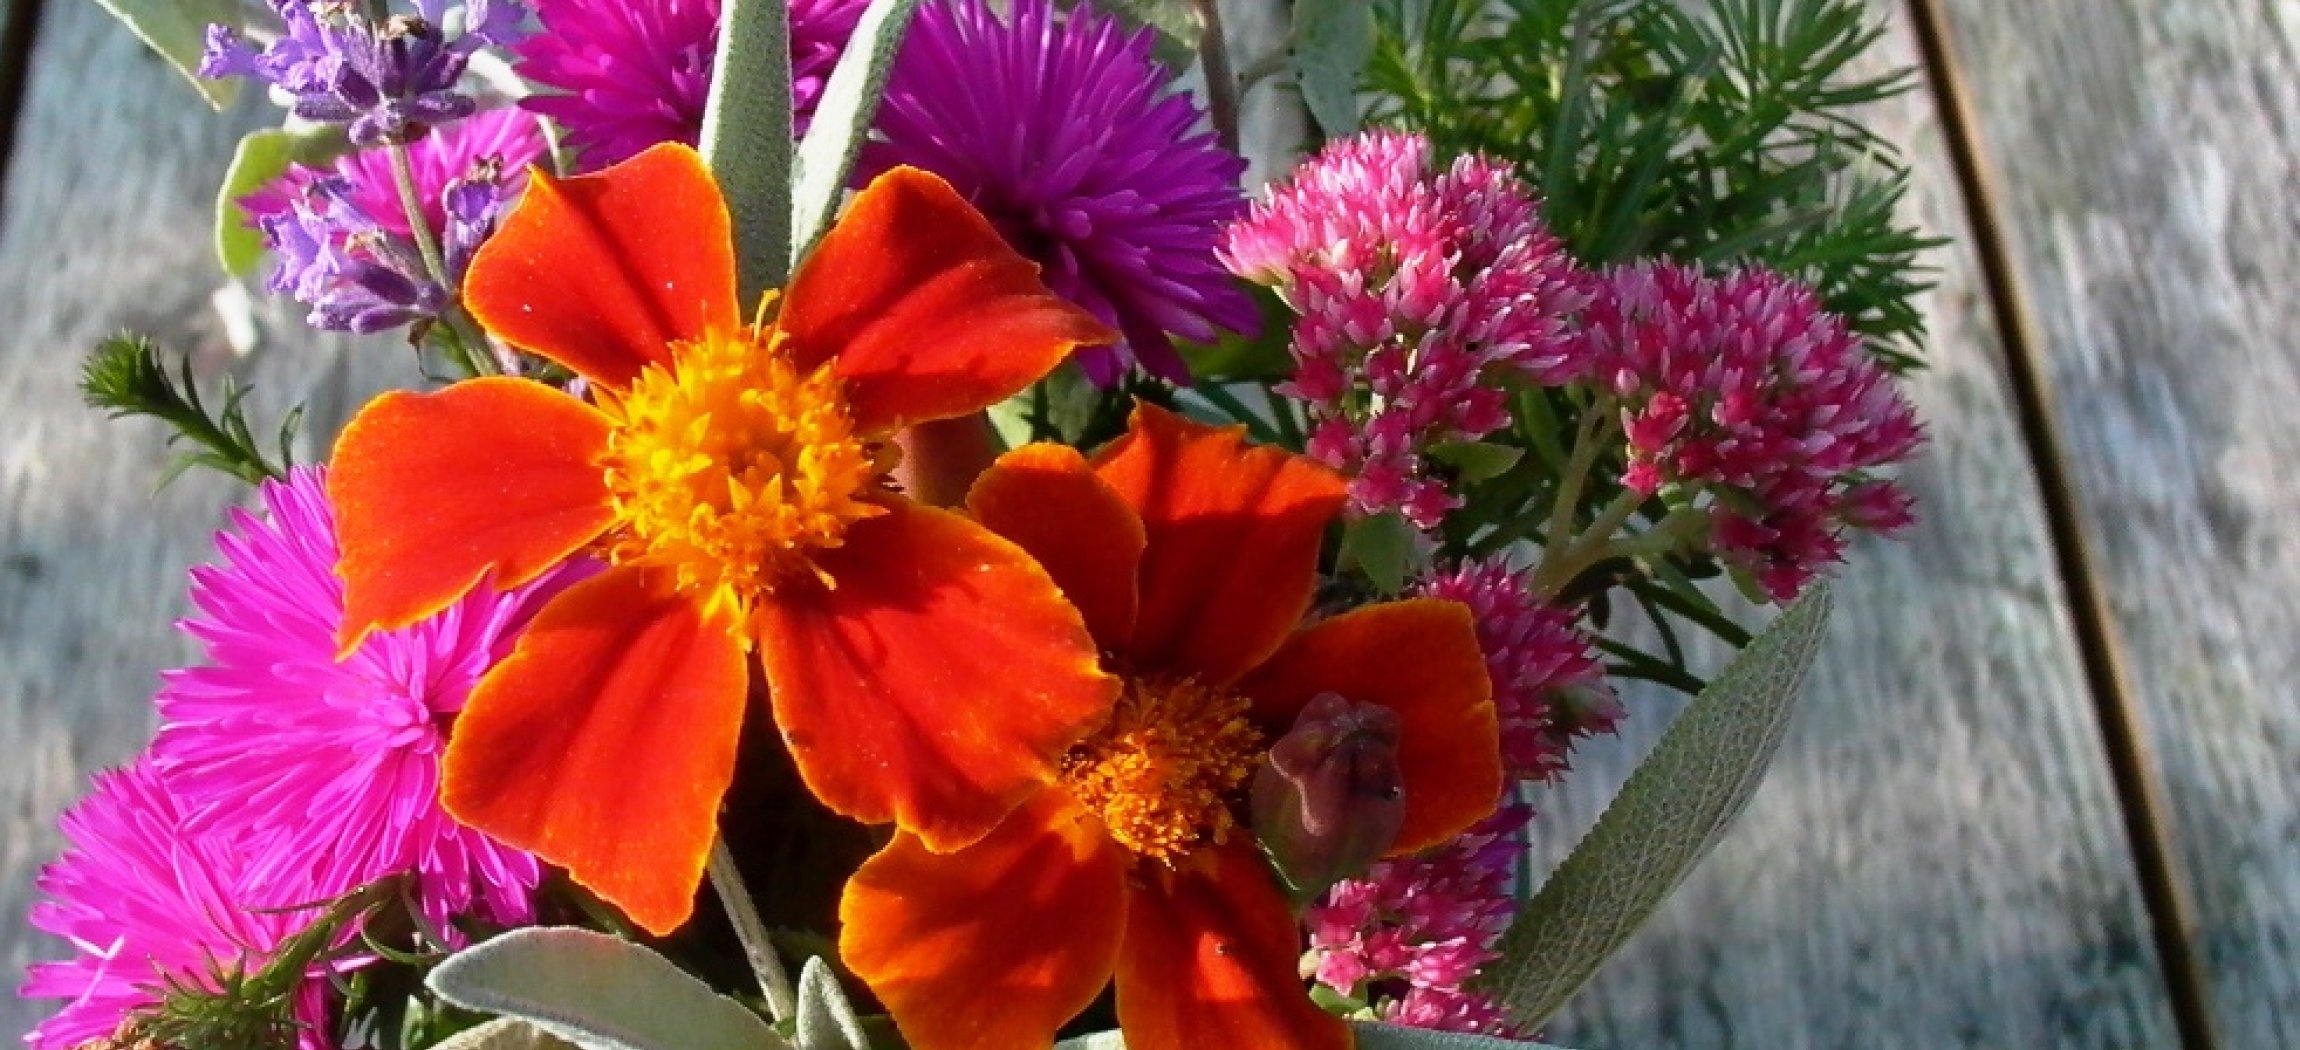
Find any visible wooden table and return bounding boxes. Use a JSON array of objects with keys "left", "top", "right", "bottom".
[{"left": 0, "top": 1, "right": 2289, "bottom": 1046}]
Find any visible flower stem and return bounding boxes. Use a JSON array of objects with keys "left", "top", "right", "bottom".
[
  {"left": 386, "top": 142, "right": 496, "bottom": 377},
  {"left": 1537, "top": 411, "right": 1612, "bottom": 569},
  {"left": 1534, "top": 486, "right": 1644, "bottom": 597},
  {"left": 1194, "top": 0, "right": 1242, "bottom": 154},
  {"left": 707, "top": 836, "right": 796, "bottom": 1023}
]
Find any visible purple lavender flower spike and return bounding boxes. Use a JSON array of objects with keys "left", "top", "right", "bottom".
[
  {"left": 441, "top": 156, "right": 510, "bottom": 282},
  {"left": 261, "top": 177, "right": 448, "bottom": 333},
  {"left": 203, "top": 1, "right": 530, "bottom": 145}
]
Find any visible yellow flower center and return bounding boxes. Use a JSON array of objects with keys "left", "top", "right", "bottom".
[
  {"left": 598, "top": 322, "right": 889, "bottom": 629},
  {"left": 1060, "top": 677, "right": 1264, "bottom": 863}
]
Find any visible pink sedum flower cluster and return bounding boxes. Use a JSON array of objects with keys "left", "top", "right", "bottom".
[
  {"left": 1579, "top": 261, "right": 1924, "bottom": 600},
  {"left": 1417, "top": 558, "right": 1621, "bottom": 785},
  {"left": 1223, "top": 130, "right": 1588, "bottom": 528},
  {"left": 1306, "top": 805, "right": 1535, "bottom": 1039}
]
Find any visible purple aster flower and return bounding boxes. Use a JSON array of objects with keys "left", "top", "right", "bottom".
[
  {"left": 21, "top": 759, "right": 344, "bottom": 1050},
  {"left": 1225, "top": 131, "right": 1589, "bottom": 527},
  {"left": 203, "top": 1, "right": 530, "bottom": 146},
  {"left": 867, "top": 0, "right": 1259, "bottom": 385},
  {"left": 515, "top": 0, "right": 868, "bottom": 171},
  {"left": 150, "top": 467, "right": 589, "bottom": 937}
]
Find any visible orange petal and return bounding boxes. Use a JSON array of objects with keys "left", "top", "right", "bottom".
[
  {"left": 464, "top": 143, "right": 738, "bottom": 389},
  {"left": 1092, "top": 404, "right": 1348, "bottom": 685},
  {"left": 1235, "top": 599, "right": 1500, "bottom": 854},
  {"left": 777, "top": 166, "right": 1114, "bottom": 435},
  {"left": 839, "top": 793, "right": 1128, "bottom": 1050},
  {"left": 440, "top": 565, "right": 747, "bottom": 936},
  {"left": 330, "top": 377, "right": 616, "bottom": 653},
  {"left": 754, "top": 497, "right": 1117, "bottom": 852},
  {"left": 1114, "top": 839, "right": 1352, "bottom": 1050},
  {"left": 966, "top": 442, "right": 1145, "bottom": 649}
]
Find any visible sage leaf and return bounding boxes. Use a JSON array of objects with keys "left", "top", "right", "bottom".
[
  {"left": 1054, "top": 1022, "right": 1576, "bottom": 1049},
  {"left": 789, "top": 0, "right": 926, "bottom": 263},
  {"left": 90, "top": 0, "right": 240, "bottom": 109},
  {"left": 426, "top": 927, "right": 790, "bottom": 1050},
  {"left": 791, "top": 957, "right": 871, "bottom": 1050},
  {"left": 1486, "top": 587, "right": 1833, "bottom": 1027},
  {"left": 432, "top": 1018, "right": 581, "bottom": 1050},
  {"left": 698, "top": 0, "right": 795, "bottom": 300}
]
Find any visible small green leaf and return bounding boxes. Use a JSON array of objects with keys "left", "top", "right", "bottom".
[
  {"left": 215, "top": 126, "right": 354, "bottom": 278},
  {"left": 790, "top": 958, "right": 870, "bottom": 1050},
  {"left": 1292, "top": 0, "right": 1374, "bottom": 134},
  {"left": 1425, "top": 441, "right": 1525, "bottom": 485},
  {"left": 1059, "top": 0, "right": 1201, "bottom": 69},
  {"left": 1176, "top": 284, "right": 1297, "bottom": 381},
  {"left": 432, "top": 1019, "right": 581, "bottom": 1050},
  {"left": 789, "top": 0, "right": 927, "bottom": 264},
  {"left": 1486, "top": 587, "right": 1833, "bottom": 1028},
  {"left": 90, "top": 0, "right": 241, "bottom": 109},
  {"left": 1338, "top": 510, "right": 1420, "bottom": 595},
  {"left": 426, "top": 927, "right": 791, "bottom": 1050}
]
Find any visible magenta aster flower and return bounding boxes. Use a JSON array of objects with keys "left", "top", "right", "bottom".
[
  {"left": 1578, "top": 261, "right": 1924, "bottom": 600},
  {"left": 514, "top": 0, "right": 867, "bottom": 171},
  {"left": 1417, "top": 558, "right": 1620, "bottom": 784},
  {"left": 1305, "top": 804, "right": 1534, "bottom": 1039},
  {"left": 866, "top": 0, "right": 1258, "bottom": 385},
  {"left": 1224, "top": 130, "right": 1588, "bottom": 527},
  {"left": 21, "top": 759, "right": 342, "bottom": 1050},
  {"left": 151, "top": 467, "right": 587, "bottom": 936}
]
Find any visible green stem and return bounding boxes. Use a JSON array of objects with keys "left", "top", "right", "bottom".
[
  {"left": 386, "top": 143, "right": 496, "bottom": 377},
  {"left": 1533, "top": 486, "right": 1645, "bottom": 597},
  {"left": 1194, "top": 0, "right": 1242, "bottom": 154},
  {"left": 708, "top": 837, "right": 796, "bottom": 1023},
  {"left": 1538, "top": 412, "right": 1613, "bottom": 570},
  {"left": 698, "top": 0, "right": 795, "bottom": 302}
]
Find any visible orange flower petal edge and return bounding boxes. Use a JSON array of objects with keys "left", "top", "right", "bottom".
[
  {"left": 464, "top": 143, "right": 739, "bottom": 389},
  {"left": 1236, "top": 599, "right": 1501, "bottom": 854},
  {"left": 440, "top": 565, "right": 748, "bottom": 936},
  {"left": 330, "top": 377, "right": 617, "bottom": 655},
  {"left": 1093, "top": 403, "right": 1349, "bottom": 685},
  {"left": 778, "top": 166, "right": 1116, "bottom": 436},
  {"left": 753, "top": 498, "right": 1119, "bottom": 853},
  {"left": 966, "top": 442, "right": 1147, "bottom": 648},
  {"left": 1114, "top": 839, "right": 1354, "bottom": 1050},
  {"left": 839, "top": 793, "right": 1129, "bottom": 1050}
]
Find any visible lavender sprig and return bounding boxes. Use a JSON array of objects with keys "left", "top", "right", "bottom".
[{"left": 202, "top": 1, "right": 530, "bottom": 146}]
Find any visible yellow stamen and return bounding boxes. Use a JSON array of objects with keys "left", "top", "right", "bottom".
[
  {"left": 598, "top": 320, "right": 889, "bottom": 632},
  {"left": 1060, "top": 677, "right": 1263, "bottom": 863}
]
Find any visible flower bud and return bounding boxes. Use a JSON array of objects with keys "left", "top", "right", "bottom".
[{"left": 1251, "top": 692, "right": 1407, "bottom": 904}]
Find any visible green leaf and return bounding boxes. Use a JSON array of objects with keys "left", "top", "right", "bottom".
[
  {"left": 1294, "top": 0, "right": 1375, "bottom": 134},
  {"left": 215, "top": 126, "right": 353, "bottom": 279},
  {"left": 699, "top": 0, "right": 795, "bottom": 301},
  {"left": 1060, "top": 0, "right": 1202, "bottom": 69},
  {"left": 1054, "top": 1023, "right": 1578, "bottom": 1049},
  {"left": 790, "top": 958, "right": 870, "bottom": 1050},
  {"left": 1485, "top": 586, "right": 1833, "bottom": 1027},
  {"left": 90, "top": 0, "right": 241, "bottom": 109},
  {"left": 1175, "top": 284, "right": 1297, "bottom": 381},
  {"left": 432, "top": 1019, "right": 581, "bottom": 1050},
  {"left": 1425, "top": 440, "right": 1524, "bottom": 484},
  {"left": 1338, "top": 510, "right": 1420, "bottom": 595},
  {"left": 789, "top": 0, "right": 927, "bottom": 264},
  {"left": 426, "top": 927, "right": 791, "bottom": 1050}
]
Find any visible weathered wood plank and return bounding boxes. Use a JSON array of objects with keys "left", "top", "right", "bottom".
[
  {"left": 1939, "top": 0, "right": 2300, "bottom": 1044},
  {"left": 1526, "top": 4, "right": 2183, "bottom": 1046},
  {"left": 0, "top": 2, "right": 399, "bottom": 1040}
]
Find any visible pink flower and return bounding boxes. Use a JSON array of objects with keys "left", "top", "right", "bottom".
[
  {"left": 242, "top": 106, "right": 548, "bottom": 242},
  {"left": 1417, "top": 559, "right": 1620, "bottom": 784},
  {"left": 151, "top": 467, "right": 587, "bottom": 936},
  {"left": 1224, "top": 130, "right": 1588, "bottom": 528},
  {"left": 1578, "top": 261, "right": 1924, "bottom": 600},
  {"left": 20, "top": 759, "right": 343, "bottom": 1050}
]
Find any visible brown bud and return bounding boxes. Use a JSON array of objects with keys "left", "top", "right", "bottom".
[{"left": 1250, "top": 692, "right": 1407, "bottom": 904}]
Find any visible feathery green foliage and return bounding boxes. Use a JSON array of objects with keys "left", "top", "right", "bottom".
[{"left": 80, "top": 334, "right": 300, "bottom": 488}]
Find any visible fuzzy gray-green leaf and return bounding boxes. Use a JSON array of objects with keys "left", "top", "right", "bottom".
[
  {"left": 698, "top": 0, "right": 795, "bottom": 300},
  {"left": 426, "top": 927, "right": 789, "bottom": 1050},
  {"left": 790, "top": 958, "right": 871, "bottom": 1050},
  {"left": 1053, "top": 1022, "right": 1577, "bottom": 1049},
  {"left": 789, "top": 0, "right": 926, "bottom": 263},
  {"left": 1486, "top": 586, "right": 1833, "bottom": 1027}
]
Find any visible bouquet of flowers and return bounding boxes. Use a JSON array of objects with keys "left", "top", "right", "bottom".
[{"left": 25, "top": 0, "right": 1931, "bottom": 1046}]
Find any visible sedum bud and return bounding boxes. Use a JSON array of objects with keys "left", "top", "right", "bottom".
[{"left": 1251, "top": 692, "right": 1407, "bottom": 904}]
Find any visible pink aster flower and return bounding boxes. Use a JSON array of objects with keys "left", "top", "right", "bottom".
[
  {"left": 1306, "top": 804, "right": 1534, "bottom": 1039},
  {"left": 514, "top": 0, "right": 867, "bottom": 171},
  {"left": 21, "top": 759, "right": 343, "bottom": 1050},
  {"left": 865, "top": 0, "right": 1259, "bottom": 385},
  {"left": 150, "top": 467, "right": 587, "bottom": 936},
  {"left": 1224, "top": 130, "right": 1588, "bottom": 528},
  {"left": 1578, "top": 261, "right": 1924, "bottom": 600},
  {"left": 1417, "top": 559, "right": 1620, "bottom": 784}
]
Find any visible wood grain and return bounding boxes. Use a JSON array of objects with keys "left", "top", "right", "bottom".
[
  {"left": 1524, "top": 4, "right": 2184, "bottom": 1046},
  {"left": 0, "top": 2, "right": 399, "bottom": 1040},
  {"left": 1938, "top": 0, "right": 2300, "bottom": 1044}
]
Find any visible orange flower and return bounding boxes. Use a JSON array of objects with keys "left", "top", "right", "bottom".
[
  {"left": 839, "top": 405, "right": 1502, "bottom": 1050},
  {"left": 326, "top": 143, "right": 1121, "bottom": 936}
]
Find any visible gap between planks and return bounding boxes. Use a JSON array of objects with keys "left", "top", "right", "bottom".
[
  {"left": 1900, "top": 1, "right": 2220, "bottom": 1047},
  {"left": 0, "top": 0, "right": 44, "bottom": 224}
]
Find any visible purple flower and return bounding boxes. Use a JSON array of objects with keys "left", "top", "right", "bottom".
[
  {"left": 1578, "top": 261, "right": 1925, "bottom": 600},
  {"left": 260, "top": 178, "right": 449, "bottom": 333},
  {"left": 203, "top": 1, "right": 529, "bottom": 146},
  {"left": 20, "top": 759, "right": 343, "bottom": 1050},
  {"left": 515, "top": 0, "right": 868, "bottom": 171},
  {"left": 867, "top": 0, "right": 1258, "bottom": 385},
  {"left": 1417, "top": 558, "right": 1619, "bottom": 785},
  {"left": 150, "top": 467, "right": 588, "bottom": 936},
  {"left": 1225, "top": 131, "right": 1589, "bottom": 527},
  {"left": 245, "top": 107, "right": 548, "bottom": 243}
]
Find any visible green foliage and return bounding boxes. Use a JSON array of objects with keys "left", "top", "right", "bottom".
[
  {"left": 134, "top": 880, "right": 398, "bottom": 1050},
  {"left": 1363, "top": 0, "right": 1939, "bottom": 369},
  {"left": 80, "top": 334, "right": 300, "bottom": 488},
  {"left": 426, "top": 927, "right": 790, "bottom": 1050},
  {"left": 88, "top": 0, "right": 241, "bottom": 109},
  {"left": 790, "top": 0, "right": 929, "bottom": 263}
]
